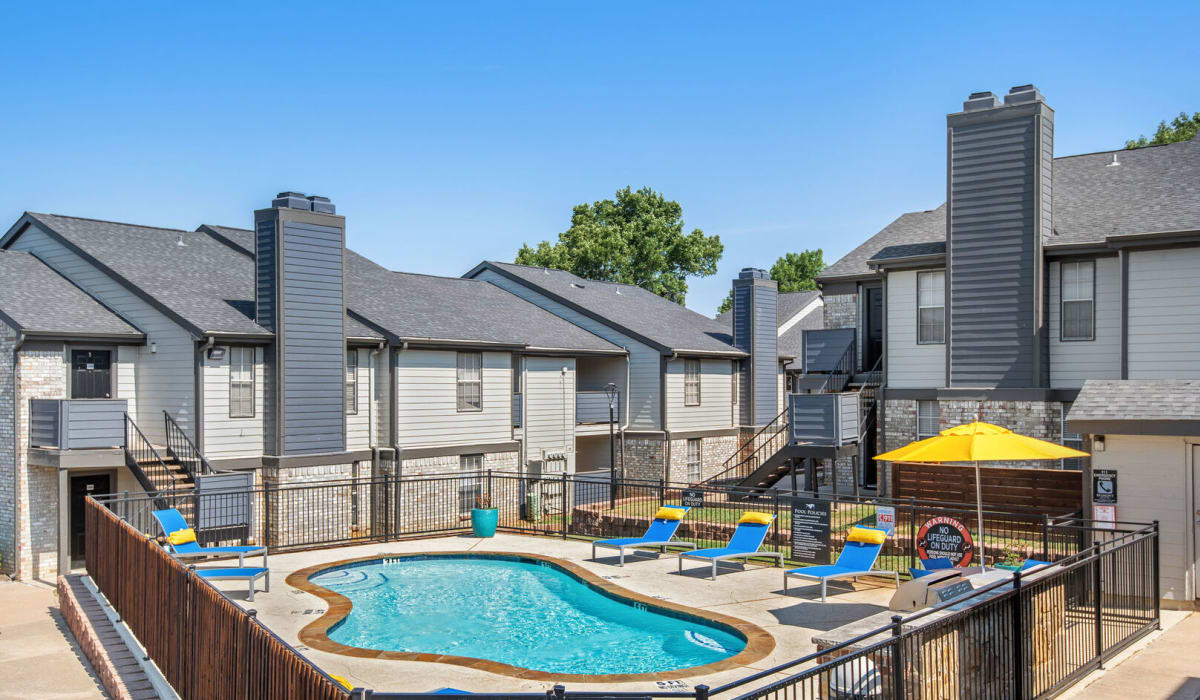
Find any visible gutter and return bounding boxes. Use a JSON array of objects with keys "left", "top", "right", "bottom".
[{"left": 10, "top": 330, "right": 24, "bottom": 577}]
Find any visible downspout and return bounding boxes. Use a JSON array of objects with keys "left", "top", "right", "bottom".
[
  {"left": 195, "top": 336, "right": 215, "bottom": 448},
  {"left": 389, "top": 341, "right": 406, "bottom": 476},
  {"left": 619, "top": 347, "right": 630, "bottom": 482},
  {"left": 369, "top": 340, "right": 384, "bottom": 474},
  {"left": 662, "top": 352, "right": 677, "bottom": 483},
  {"left": 11, "top": 331, "right": 25, "bottom": 578}
]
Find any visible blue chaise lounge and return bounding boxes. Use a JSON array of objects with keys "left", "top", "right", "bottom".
[
  {"left": 592, "top": 505, "right": 696, "bottom": 566},
  {"left": 678, "top": 511, "right": 783, "bottom": 580}
]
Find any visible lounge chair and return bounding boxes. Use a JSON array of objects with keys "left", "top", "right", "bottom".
[
  {"left": 152, "top": 508, "right": 267, "bottom": 568},
  {"left": 195, "top": 567, "right": 270, "bottom": 601},
  {"left": 784, "top": 526, "right": 899, "bottom": 602},
  {"left": 592, "top": 505, "right": 696, "bottom": 566},
  {"left": 909, "top": 557, "right": 955, "bottom": 579},
  {"left": 678, "top": 512, "right": 783, "bottom": 580}
]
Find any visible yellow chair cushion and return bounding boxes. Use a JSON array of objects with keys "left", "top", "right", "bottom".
[
  {"left": 654, "top": 506, "right": 685, "bottom": 520},
  {"left": 329, "top": 674, "right": 354, "bottom": 691},
  {"left": 738, "top": 511, "right": 773, "bottom": 525},
  {"left": 847, "top": 526, "right": 886, "bottom": 545},
  {"left": 167, "top": 528, "right": 196, "bottom": 546}
]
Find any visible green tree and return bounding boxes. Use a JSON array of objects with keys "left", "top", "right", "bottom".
[
  {"left": 1125, "top": 112, "right": 1200, "bottom": 149},
  {"left": 515, "top": 186, "right": 723, "bottom": 305},
  {"left": 716, "top": 249, "right": 825, "bottom": 315}
]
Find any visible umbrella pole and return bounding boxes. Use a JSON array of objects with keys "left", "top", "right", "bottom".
[{"left": 975, "top": 460, "right": 986, "bottom": 572}]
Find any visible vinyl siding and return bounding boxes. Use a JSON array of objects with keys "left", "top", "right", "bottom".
[
  {"left": 1127, "top": 247, "right": 1200, "bottom": 379},
  {"left": 886, "top": 270, "right": 945, "bottom": 388},
  {"left": 394, "top": 349, "right": 511, "bottom": 447},
  {"left": 375, "top": 347, "right": 391, "bottom": 445},
  {"left": 201, "top": 346, "right": 264, "bottom": 458},
  {"left": 116, "top": 345, "right": 137, "bottom": 419},
  {"left": 9, "top": 224, "right": 195, "bottom": 443},
  {"left": 1048, "top": 258, "right": 1121, "bottom": 388},
  {"left": 525, "top": 356, "right": 575, "bottom": 472},
  {"left": 346, "top": 348, "right": 371, "bottom": 450},
  {"left": 472, "top": 269, "right": 652, "bottom": 428},
  {"left": 665, "top": 358, "right": 734, "bottom": 431}
]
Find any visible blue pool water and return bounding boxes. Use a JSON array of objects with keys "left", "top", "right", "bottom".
[{"left": 310, "top": 555, "right": 746, "bottom": 675}]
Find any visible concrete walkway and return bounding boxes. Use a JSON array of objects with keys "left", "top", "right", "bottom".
[
  {"left": 0, "top": 580, "right": 107, "bottom": 699},
  {"left": 1066, "top": 612, "right": 1200, "bottom": 700}
]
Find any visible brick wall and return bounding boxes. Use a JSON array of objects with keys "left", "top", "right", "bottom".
[
  {"left": 622, "top": 436, "right": 665, "bottom": 482},
  {"left": 0, "top": 332, "right": 13, "bottom": 575},
  {"left": 666, "top": 434, "right": 737, "bottom": 483},
  {"left": 823, "top": 293, "right": 857, "bottom": 329}
]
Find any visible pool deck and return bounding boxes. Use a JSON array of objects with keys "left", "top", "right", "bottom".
[{"left": 230, "top": 533, "right": 897, "bottom": 694}]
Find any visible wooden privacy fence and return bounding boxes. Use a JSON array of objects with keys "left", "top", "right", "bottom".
[
  {"left": 892, "top": 461, "right": 1083, "bottom": 514},
  {"left": 84, "top": 498, "right": 349, "bottom": 700}
]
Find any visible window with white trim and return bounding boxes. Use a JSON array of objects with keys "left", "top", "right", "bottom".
[
  {"left": 1061, "top": 404, "right": 1085, "bottom": 469},
  {"left": 917, "top": 400, "right": 939, "bottom": 440},
  {"left": 228, "top": 347, "right": 255, "bottom": 418},
  {"left": 684, "top": 359, "right": 701, "bottom": 406},
  {"left": 1060, "top": 261, "right": 1095, "bottom": 341},
  {"left": 459, "top": 453, "right": 483, "bottom": 514},
  {"left": 456, "top": 352, "right": 482, "bottom": 412},
  {"left": 687, "top": 438, "right": 702, "bottom": 483},
  {"left": 345, "top": 350, "right": 358, "bottom": 415},
  {"left": 917, "top": 271, "right": 946, "bottom": 344}
]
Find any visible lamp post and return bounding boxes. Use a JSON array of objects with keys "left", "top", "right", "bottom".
[{"left": 605, "top": 382, "right": 618, "bottom": 509}]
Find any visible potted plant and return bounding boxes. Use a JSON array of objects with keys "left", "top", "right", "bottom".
[{"left": 471, "top": 494, "right": 498, "bottom": 538}]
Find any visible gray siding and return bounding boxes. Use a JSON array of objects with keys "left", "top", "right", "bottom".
[
  {"left": 665, "top": 358, "right": 734, "bottom": 431},
  {"left": 30, "top": 399, "right": 127, "bottom": 449},
  {"left": 789, "top": 393, "right": 858, "bottom": 446},
  {"left": 1127, "top": 247, "right": 1200, "bottom": 379},
  {"left": 255, "top": 218, "right": 276, "bottom": 332},
  {"left": 886, "top": 270, "right": 945, "bottom": 388},
  {"left": 1048, "top": 258, "right": 1121, "bottom": 388},
  {"left": 116, "top": 345, "right": 137, "bottom": 419},
  {"left": 752, "top": 285, "right": 778, "bottom": 423},
  {"left": 394, "top": 349, "right": 512, "bottom": 447},
  {"left": 201, "top": 346, "right": 265, "bottom": 458},
  {"left": 803, "top": 329, "right": 856, "bottom": 372},
  {"left": 346, "top": 347, "right": 371, "bottom": 450},
  {"left": 9, "top": 224, "right": 194, "bottom": 443},
  {"left": 525, "top": 356, "right": 575, "bottom": 472}
]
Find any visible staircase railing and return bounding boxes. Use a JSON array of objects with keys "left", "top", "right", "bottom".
[
  {"left": 817, "top": 340, "right": 856, "bottom": 393},
  {"left": 123, "top": 414, "right": 174, "bottom": 508},
  {"left": 703, "top": 406, "right": 790, "bottom": 485},
  {"left": 854, "top": 356, "right": 883, "bottom": 491},
  {"left": 164, "top": 410, "right": 212, "bottom": 480}
]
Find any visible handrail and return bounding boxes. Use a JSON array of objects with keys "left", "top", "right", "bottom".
[
  {"left": 703, "top": 406, "right": 789, "bottom": 485},
  {"left": 163, "top": 410, "right": 212, "bottom": 478},
  {"left": 123, "top": 414, "right": 175, "bottom": 507},
  {"left": 817, "top": 339, "right": 856, "bottom": 393}
]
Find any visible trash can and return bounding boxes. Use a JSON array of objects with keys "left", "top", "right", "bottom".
[{"left": 525, "top": 490, "right": 541, "bottom": 523}]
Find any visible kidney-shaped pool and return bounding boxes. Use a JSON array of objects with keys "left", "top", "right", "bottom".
[{"left": 291, "top": 552, "right": 773, "bottom": 679}]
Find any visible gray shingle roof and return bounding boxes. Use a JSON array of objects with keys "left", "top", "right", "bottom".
[
  {"left": 715, "top": 290, "right": 820, "bottom": 328},
  {"left": 1069, "top": 380, "right": 1200, "bottom": 422},
  {"left": 476, "top": 262, "right": 743, "bottom": 356},
  {"left": 777, "top": 304, "right": 825, "bottom": 359},
  {"left": 821, "top": 137, "right": 1200, "bottom": 280},
  {"left": 0, "top": 250, "right": 142, "bottom": 338}
]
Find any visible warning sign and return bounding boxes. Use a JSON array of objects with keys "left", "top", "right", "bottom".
[{"left": 916, "top": 516, "right": 974, "bottom": 567}]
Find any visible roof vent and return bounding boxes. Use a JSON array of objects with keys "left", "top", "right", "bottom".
[
  {"left": 1107, "top": 153, "right": 1120, "bottom": 167},
  {"left": 176, "top": 233, "right": 187, "bottom": 247},
  {"left": 272, "top": 191, "right": 310, "bottom": 210},
  {"left": 963, "top": 91, "right": 1000, "bottom": 112},
  {"left": 571, "top": 282, "right": 584, "bottom": 289}
]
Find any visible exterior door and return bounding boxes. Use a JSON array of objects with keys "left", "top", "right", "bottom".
[
  {"left": 864, "top": 287, "right": 883, "bottom": 371},
  {"left": 71, "top": 349, "right": 112, "bottom": 399},
  {"left": 70, "top": 473, "right": 112, "bottom": 561}
]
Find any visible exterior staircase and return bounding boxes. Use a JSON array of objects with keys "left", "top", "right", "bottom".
[{"left": 122, "top": 412, "right": 213, "bottom": 509}]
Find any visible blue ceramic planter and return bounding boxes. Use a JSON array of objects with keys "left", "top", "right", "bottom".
[{"left": 471, "top": 508, "right": 498, "bottom": 537}]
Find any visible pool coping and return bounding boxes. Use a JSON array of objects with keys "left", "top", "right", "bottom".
[{"left": 285, "top": 550, "right": 777, "bottom": 683}]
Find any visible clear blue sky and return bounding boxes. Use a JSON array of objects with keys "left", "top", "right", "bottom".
[{"left": 1, "top": 2, "right": 1196, "bottom": 315}]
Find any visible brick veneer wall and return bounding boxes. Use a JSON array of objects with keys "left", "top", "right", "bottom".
[
  {"left": 0, "top": 333, "right": 13, "bottom": 575},
  {"left": 666, "top": 434, "right": 738, "bottom": 483},
  {"left": 823, "top": 293, "right": 857, "bottom": 329},
  {"left": 623, "top": 436, "right": 665, "bottom": 482}
]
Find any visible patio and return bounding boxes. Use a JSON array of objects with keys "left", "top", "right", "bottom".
[{"left": 230, "top": 532, "right": 898, "bottom": 694}]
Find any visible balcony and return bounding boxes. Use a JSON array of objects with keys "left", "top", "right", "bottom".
[
  {"left": 788, "top": 392, "right": 859, "bottom": 446},
  {"left": 576, "top": 390, "right": 620, "bottom": 425},
  {"left": 28, "top": 399, "right": 128, "bottom": 468}
]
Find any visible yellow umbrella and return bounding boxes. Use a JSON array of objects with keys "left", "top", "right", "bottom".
[{"left": 874, "top": 421, "right": 1089, "bottom": 570}]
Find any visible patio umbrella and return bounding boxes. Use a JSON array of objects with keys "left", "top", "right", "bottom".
[{"left": 873, "top": 421, "right": 1089, "bottom": 571}]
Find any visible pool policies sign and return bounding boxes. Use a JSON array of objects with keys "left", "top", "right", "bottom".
[{"left": 790, "top": 498, "right": 831, "bottom": 565}]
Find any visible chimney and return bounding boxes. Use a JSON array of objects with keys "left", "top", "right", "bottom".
[
  {"left": 946, "top": 84, "right": 1053, "bottom": 388},
  {"left": 731, "top": 268, "right": 778, "bottom": 426},
  {"left": 255, "top": 192, "right": 347, "bottom": 456}
]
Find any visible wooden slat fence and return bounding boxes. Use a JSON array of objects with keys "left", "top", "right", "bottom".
[
  {"left": 85, "top": 498, "right": 349, "bottom": 700},
  {"left": 892, "top": 461, "right": 1083, "bottom": 514}
]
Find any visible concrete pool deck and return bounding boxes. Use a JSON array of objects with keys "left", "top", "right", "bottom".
[{"left": 226, "top": 533, "right": 897, "bottom": 694}]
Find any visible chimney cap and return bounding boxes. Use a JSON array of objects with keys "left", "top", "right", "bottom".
[
  {"left": 963, "top": 91, "right": 1001, "bottom": 112},
  {"left": 1004, "top": 84, "right": 1044, "bottom": 106}
]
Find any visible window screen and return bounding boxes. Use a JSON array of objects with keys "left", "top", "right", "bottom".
[
  {"left": 687, "top": 438, "right": 702, "bottom": 483},
  {"left": 684, "top": 359, "right": 701, "bottom": 406},
  {"left": 457, "top": 352, "right": 482, "bottom": 411},
  {"left": 917, "top": 400, "right": 939, "bottom": 440},
  {"left": 917, "top": 271, "right": 945, "bottom": 344},
  {"left": 1061, "top": 261, "right": 1095, "bottom": 341},
  {"left": 229, "top": 347, "right": 255, "bottom": 418},
  {"left": 345, "top": 350, "right": 358, "bottom": 415}
]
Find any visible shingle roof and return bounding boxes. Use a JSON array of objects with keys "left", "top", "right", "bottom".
[
  {"left": 474, "top": 262, "right": 744, "bottom": 356},
  {"left": 821, "top": 137, "right": 1200, "bottom": 280},
  {"left": 0, "top": 250, "right": 142, "bottom": 338},
  {"left": 777, "top": 304, "right": 824, "bottom": 359},
  {"left": 714, "top": 290, "right": 820, "bottom": 328},
  {"left": 1069, "top": 380, "right": 1200, "bottom": 422}
]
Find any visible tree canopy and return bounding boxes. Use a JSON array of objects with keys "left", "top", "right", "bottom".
[
  {"left": 514, "top": 186, "right": 723, "bottom": 305},
  {"left": 1125, "top": 112, "right": 1200, "bottom": 149},
  {"left": 716, "top": 249, "right": 825, "bottom": 314}
]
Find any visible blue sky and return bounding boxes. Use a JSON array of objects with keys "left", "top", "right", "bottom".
[{"left": 1, "top": 2, "right": 1196, "bottom": 315}]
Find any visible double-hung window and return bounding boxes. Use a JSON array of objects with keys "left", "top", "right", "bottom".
[
  {"left": 917, "top": 271, "right": 945, "bottom": 344},
  {"left": 456, "top": 352, "right": 482, "bottom": 412},
  {"left": 345, "top": 350, "right": 358, "bottom": 415},
  {"left": 686, "top": 438, "right": 702, "bottom": 483},
  {"left": 917, "top": 400, "right": 939, "bottom": 440},
  {"left": 459, "top": 454, "right": 483, "bottom": 514},
  {"left": 684, "top": 359, "right": 701, "bottom": 406},
  {"left": 228, "top": 347, "right": 255, "bottom": 418},
  {"left": 1060, "top": 261, "right": 1095, "bottom": 341}
]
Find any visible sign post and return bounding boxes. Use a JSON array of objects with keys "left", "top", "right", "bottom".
[{"left": 790, "top": 498, "right": 832, "bottom": 565}]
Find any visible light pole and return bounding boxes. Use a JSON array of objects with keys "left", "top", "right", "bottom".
[{"left": 605, "top": 382, "right": 618, "bottom": 509}]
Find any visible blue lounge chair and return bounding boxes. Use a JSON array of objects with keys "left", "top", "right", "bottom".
[
  {"left": 152, "top": 508, "right": 267, "bottom": 568},
  {"left": 195, "top": 567, "right": 270, "bottom": 601},
  {"left": 592, "top": 505, "right": 696, "bottom": 566},
  {"left": 1020, "top": 558, "right": 1052, "bottom": 571},
  {"left": 678, "top": 514, "right": 783, "bottom": 580},
  {"left": 784, "top": 526, "right": 898, "bottom": 601},
  {"left": 909, "top": 557, "right": 955, "bottom": 579}
]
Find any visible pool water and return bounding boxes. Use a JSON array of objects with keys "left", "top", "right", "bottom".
[{"left": 309, "top": 555, "right": 746, "bottom": 675}]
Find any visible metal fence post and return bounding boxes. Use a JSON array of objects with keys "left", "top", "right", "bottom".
[
  {"left": 1153, "top": 521, "right": 1161, "bottom": 629},
  {"left": 908, "top": 497, "right": 917, "bottom": 573},
  {"left": 659, "top": 478, "right": 665, "bottom": 507},
  {"left": 1042, "top": 513, "right": 1050, "bottom": 561},
  {"left": 553, "top": 684, "right": 565, "bottom": 700},
  {"left": 890, "top": 614, "right": 905, "bottom": 700},
  {"left": 694, "top": 684, "right": 710, "bottom": 700},
  {"left": 561, "top": 472, "right": 568, "bottom": 540},
  {"left": 1093, "top": 540, "right": 1104, "bottom": 668},
  {"left": 1011, "top": 570, "right": 1024, "bottom": 699},
  {"left": 263, "top": 483, "right": 272, "bottom": 550}
]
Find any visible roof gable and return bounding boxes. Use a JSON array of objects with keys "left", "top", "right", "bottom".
[{"left": 0, "top": 250, "right": 142, "bottom": 338}]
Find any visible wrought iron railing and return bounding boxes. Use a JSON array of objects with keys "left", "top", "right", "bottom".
[
  {"left": 817, "top": 339, "right": 856, "bottom": 393},
  {"left": 123, "top": 413, "right": 176, "bottom": 507},
  {"left": 703, "top": 407, "right": 789, "bottom": 486},
  {"left": 163, "top": 410, "right": 212, "bottom": 480}
]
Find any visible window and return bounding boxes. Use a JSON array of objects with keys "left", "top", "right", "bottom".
[
  {"left": 459, "top": 454, "right": 483, "bottom": 514},
  {"left": 229, "top": 347, "right": 255, "bottom": 418},
  {"left": 1060, "top": 261, "right": 1095, "bottom": 341},
  {"left": 456, "top": 352, "right": 482, "bottom": 411},
  {"left": 345, "top": 350, "right": 358, "bottom": 415},
  {"left": 686, "top": 438, "right": 702, "bottom": 483},
  {"left": 1061, "top": 404, "right": 1085, "bottom": 469},
  {"left": 917, "top": 400, "right": 939, "bottom": 440},
  {"left": 684, "top": 359, "right": 701, "bottom": 406},
  {"left": 917, "top": 271, "right": 945, "bottom": 344}
]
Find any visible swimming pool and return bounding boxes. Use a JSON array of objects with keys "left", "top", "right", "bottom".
[{"left": 299, "top": 553, "right": 762, "bottom": 677}]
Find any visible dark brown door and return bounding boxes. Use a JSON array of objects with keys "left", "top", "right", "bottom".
[
  {"left": 70, "top": 473, "right": 112, "bottom": 560},
  {"left": 71, "top": 350, "right": 112, "bottom": 399},
  {"left": 864, "top": 287, "right": 883, "bottom": 370}
]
